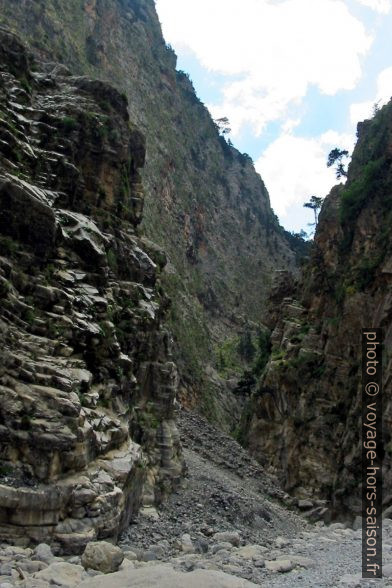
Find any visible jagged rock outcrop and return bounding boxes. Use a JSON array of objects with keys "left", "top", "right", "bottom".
[
  {"left": 0, "top": 28, "right": 184, "bottom": 552},
  {"left": 244, "top": 102, "right": 392, "bottom": 518},
  {"left": 0, "top": 0, "right": 297, "bottom": 414}
]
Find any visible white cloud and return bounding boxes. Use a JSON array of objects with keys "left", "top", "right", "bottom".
[
  {"left": 156, "top": 0, "right": 372, "bottom": 136},
  {"left": 378, "top": 66, "right": 392, "bottom": 98},
  {"left": 350, "top": 66, "right": 392, "bottom": 123},
  {"left": 356, "top": 0, "right": 392, "bottom": 13},
  {"left": 350, "top": 100, "right": 373, "bottom": 123},
  {"left": 255, "top": 130, "right": 356, "bottom": 217},
  {"left": 281, "top": 118, "right": 301, "bottom": 134}
]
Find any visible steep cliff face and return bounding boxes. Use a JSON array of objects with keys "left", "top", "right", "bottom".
[
  {"left": 244, "top": 102, "right": 392, "bottom": 518},
  {"left": 0, "top": 0, "right": 296, "bottom": 411},
  {"left": 0, "top": 28, "right": 184, "bottom": 552}
]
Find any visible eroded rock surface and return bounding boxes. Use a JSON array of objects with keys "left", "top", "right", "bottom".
[
  {"left": 0, "top": 0, "right": 299, "bottom": 421},
  {"left": 0, "top": 27, "right": 184, "bottom": 552},
  {"left": 244, "top": 101, "right": 392, "bottom": 518}
]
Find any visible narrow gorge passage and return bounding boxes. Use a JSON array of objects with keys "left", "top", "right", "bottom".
[{"left": 0, "top": 0, "right": 390, "bottom": 586}]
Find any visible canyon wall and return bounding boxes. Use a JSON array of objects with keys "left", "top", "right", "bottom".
[
  {"left": 0, "top": 27, "right": 184, "bottom": 552},
  {"left": 0, "top": 0, "right": 297, "bottom": 414},
  {"left": 244, "top": 102, "right": 392, "bottom": 519}
]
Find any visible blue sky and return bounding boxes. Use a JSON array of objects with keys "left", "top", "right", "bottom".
[{"left": 155, "top": 0, "right": 392, "bottom": 233}]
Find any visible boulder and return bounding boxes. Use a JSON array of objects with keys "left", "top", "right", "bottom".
[
  {"left": 212, "top": 532, "right": 241, "bottom": 547},
  {"left": 123, "top": 550, "right": 137, "bottom": 561},
  {"left": 211, "top": 542, "right": 234, "bottom": 554},
  {"left": 77, "top": 563, "right": 259, "bottom": 587},
  {"left": 32, "top": 543, "right": 55, "bottom": 564},
  {"left": 265, "top": 559, "right": 294, "bottom": 573},
  {"left": 34, "top": 562, "right": 85, "bottom": 587},
  {"left": 235, "top": 545, "right": 266, "bottom": 560},
  {"left": 275, "top": 536, "right": 290, "bottom": 548},
  {"left": 81, "top": 541, "right": 124, "bottom": 574},
  {"left": 180, "top": 533, "right": 195, "bottom": 554}
]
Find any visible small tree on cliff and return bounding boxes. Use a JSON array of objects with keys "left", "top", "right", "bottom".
[
  {"left": 327, "top": 148, "right": 349, "bottom": 179},
  {"left": 303, "top": 195, "right": 324, "bottom": 226},
  {"left": 214, "top": 116, "right": 231, "bottom": 135}
]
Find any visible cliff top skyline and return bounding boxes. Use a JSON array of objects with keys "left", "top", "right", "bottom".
[{"left": 156, "top": 0, "right": 392, "bottom": 232}]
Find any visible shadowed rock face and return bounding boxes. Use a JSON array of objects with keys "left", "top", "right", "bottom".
[
  {"left": 0, "top": 0, "right": 297, "bottom": 413},
  {"left": 0, "top": 27, "right": 185, "bottom": 553},
  {"left": 245, "top": 102, "right": 392, "bottom": 519}
]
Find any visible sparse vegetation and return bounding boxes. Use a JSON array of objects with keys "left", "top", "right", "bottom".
[
  {"left": 106, "top": 248, "right": 118, "bottom": 272},
  {"left": 23, "top": 307, "right": 36, "bottom": 325},
  {"left": 254, "top": 330, "right": 271, "bottom": 376},
  {"left": 0, "top": 235, "right": 19, "bottom": 256},
  {"left": 327, "top": 147, "right": 349, "bottom": 179},
  {"left": 214, "top": 116, "right": 231, "bottom": 136},
  {"left": 303, "top": 195, "right": 324, "bottom": 226},
  {"left": 60, "top": 115, "right": 78, "bottom": 131},
  {"left": 216, "top": 336, "right": 242, "bottom": 377},
  {"left": 339, "top": 156, "right": 386, "bottom": 225},
  {"left": 354, "top": 255, "right": 383, "bottom": 290},
  {"left": 0, "top": 463, "right": 13, "bottom": 477}
]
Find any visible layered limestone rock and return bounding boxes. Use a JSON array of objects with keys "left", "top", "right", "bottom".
[
  {"left": 244, "top": 102, "right": 392, "bottom": 518},
  {"left": 0, "top": 28, "right": 184, "bottom": 552},
  {"left": 0, "top": 0, "right": 298, "bottom": 414}
]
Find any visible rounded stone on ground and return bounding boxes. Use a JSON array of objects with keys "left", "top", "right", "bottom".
[
  {"left": 235, "top": 545, "right": 266, "bottom": 560},
  {"left": 119, "top": 559, "right": 135, "bottom": 571},
  {"left": 139, "top": 507, "right": 160, "bottom": 520},
  {"left": 212, "top": 532, "right": 241, "bottom": 547},
  {"left": 275, "top": 536, "right": 291, "bottom": 548},
  {"left": 81, "top": 542, "right": 124, "bottom": 574},
  {"left": 180, "top": 533, "right": 195, "bottom": 554},
  {"left": 18, "top": 560, "right": 48, "bottom": 574},
  {"left": 147, "top": 545, "right": 165, "bottom": 559},
  {"left": 139, "top": 550, "right": 158, "bottom": 562},
  {"left": 265, "top": 559, "right": 295, "bottom": 573},
  {"left": 211, "top": 542, "right": 234, "bottom": 554},
  {"left": 277, "top": 554, "right": 315, "bottom": 569},
  {"left": 77, "top": 563, "right": 259, "bottom": 587},
  {"left": 182, "top": 560, "right": 195, "bottom": 572},
  {"left": 33, "top": 561, "right": 85, "bottom": 586},
  {"left": 123, "top": 550, "right": 138, "bottom": 561},
  {"left": 214, "top": 549, "right": 232, "bottom": 561},
  {"left": 195, "top": 538, "right": 209, "bottom": 553},
  {"left": 32, "top": 542, "right": 55, "bottom": 564},
  {"left": 0, "top": 564, "right": 12, "bottom": 577}
]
